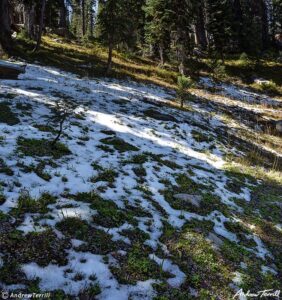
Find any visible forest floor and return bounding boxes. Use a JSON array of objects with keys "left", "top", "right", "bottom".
[{"left": 0, "top": 37, "right": 282, "bottom": 299}]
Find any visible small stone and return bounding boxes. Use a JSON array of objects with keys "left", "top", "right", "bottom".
[
  {"left": 275, "top": 120, "right": 282, "bottom": 133},
  {"left": 207, "top": 232, "right": 224, "bottom": 247},
  {"left": 174, "top": 194, "right": 202, "bottom": 208}
]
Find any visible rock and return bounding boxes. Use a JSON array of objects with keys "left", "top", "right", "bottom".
[
  {"left": 142, "top": 97, "right": 161, "bottom": 107},
  {"left": 174, "top": 194, "right": 202, "bottom": 208},
  {"left": 207, "top": 232, "right": 224, "bottom": 248},
  {"left": 52, "top": 38, "right": 64, "bottom": 44},
  {"left": 0, "top": 60, "right": 26, "bottom": 79},
  {"left": 275, "top": 120, "right": 282, "bottom": 133},
  {"left": 254, "top": 78, "right": 271, "bottom": 85},
  {"left": 144, "top": 109, "right": 177, "bottom": 122}
]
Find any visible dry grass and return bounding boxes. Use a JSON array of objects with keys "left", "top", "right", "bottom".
[
  {"left": 11, "top": 35, "right": 282, "bottom": 96},
  {"left": 12, "top": 34, "right": 282, "bottom": 159},
  {"left": 14, "top": 35, "right": 178, "bottom": 90}
]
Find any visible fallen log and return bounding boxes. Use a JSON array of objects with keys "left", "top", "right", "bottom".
[{"left": 0, "top": 60, "right": 26, "bottom": 79}]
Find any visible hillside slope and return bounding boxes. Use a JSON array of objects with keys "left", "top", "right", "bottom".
[{"left": 0, "top": 63, "right": 281, "bottom": 299}]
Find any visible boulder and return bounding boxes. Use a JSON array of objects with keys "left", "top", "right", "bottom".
[
  {"left": 0, "top": 60, "right": 26, "bottom": 79},
  {"left": 142, "top": 97, "right": 161, "bottom": 107},
  {"left": 254, "top": 78, "right": 271, "bottom": 85},
  {"left": 144, "top": 109, "right": 177, "bottom": 122},
  {"left": 174, "top": 194, "right": 202, "bottom": 208}
]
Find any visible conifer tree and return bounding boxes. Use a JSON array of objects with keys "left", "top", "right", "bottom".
[
  {"left": 170, "top": 0, "right": 197, "bottom": 68},
  {"left": 144, "top": 0, "right": 172, "bottom": 64},
  {"left": 195, "top": 0, "right": 208, "bottom": 50},
  {"left": 0, "top": 0, "right": 13, "bottom": 54},
  {"left": 240, "top": 0, "right": 264, "bottom": 56},
  {"left": 71, "top": 0, "right": 82, "bottom": 37},
  {"left": 206, "top": 0, "right": 233, "bottom": 61},
  {"left": 86, "top": 0, "right": 96, "bottom": 38},
  {"left": 97, "top": 0, "right": 132, "bottom": 73},
  {"left": 126, "top": 0, "right": 146, "bottom": 51},
  {"left": 273, "top": 0, "right": 282, "bottom": 35}
]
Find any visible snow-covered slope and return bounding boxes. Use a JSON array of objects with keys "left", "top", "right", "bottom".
[{"left": 0, "top": 64, "right": 281, "bottom": 298}]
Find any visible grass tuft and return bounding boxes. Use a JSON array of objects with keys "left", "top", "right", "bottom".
[
  {"left": 0, "top": 103, "right": 20, "bottom": 125},
  {"left": 17, "top": 137, "right": 71, "bottom": 159}
]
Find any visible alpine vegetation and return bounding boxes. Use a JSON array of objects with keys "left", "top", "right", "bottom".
[{"left": 0, "top": 0, "right": 281, "bottom": 299}]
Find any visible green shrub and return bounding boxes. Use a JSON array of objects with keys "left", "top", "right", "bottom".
[
  {"left": 207, "top": 59, "right": 226, "bottom": 83},
  {"left": 17, "top": 138, "right": 71, "bottom": 159},
  {"left": 17, "top": 29, "right": 31, "bottom": 41},
  {"left": 90, "top": 169, "right": 118, "bottom": 185},
  {"left": 239, "top": 52, "right": 249, "bottom": 62},
  {"left": 0, "top": 103, "right": 20, "bottom": 126},
  {"left": 177, "top": 76, "right": 194, "bottom": 108},
  {"left": 260, "top": 80, "right": 279, "bottom": 93},
  {"left": 14, "top": 191, "right": 56, "bottom": 215},
  {"left": 100, "top": 137, "right": 139, "bottom": 152},
  {"left": 0, "top": 158, "right": 14, "bottom": 176}
]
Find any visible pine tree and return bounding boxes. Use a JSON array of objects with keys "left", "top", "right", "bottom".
[
  {"left": 86, "top": 0, "right": 96, "bottom": 39},
  {"left": 240, "top": 0, "right": 264, "bottom": 56},
  {"left": 23, "top": 0, "right": 37, "bottom": 39},
  {"left": 58, "top": 0, "right": 68, "bottom": 30},
  {"left": 71, "top": 0, "right": 82, "bottom": 37},
  {"left": 177, "top": 75, "right": 194, "bottom": 108},
  {"left": 273, "top": 0, "right": 282, "bottom": 35},
  {"left": 125, "top": 0, "right": 146, "bottom": 51},
  {"left": 33, "top": 0, "right": 46, "bottom": 52},
  {"left": 144, "top": 0, "right": 172, "bottom": 64},
  {"left": 195, "top": 0, "right": 208, "bottom": 50},
  {"left": 170, "top": 0, "right": 197, "bottom": 68},
  {"left": 97, "top": 0, "right": 132, "bottom": 73},
  {"left": 0, "top": 0, "right": 13, "bottom": 54},
  {"left": 206, "top": 0, "right": 233, "bottom": 61}
]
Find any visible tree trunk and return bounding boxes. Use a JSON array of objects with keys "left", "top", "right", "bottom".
[
  {"left": 58, "top": 0, "right": 67, "bottom": 29},
  {"left": 23, "top": 2, "right": 36, "bottom": 39},
  {"left": 159, "top": 45, "right": 164, "bottom": 65},
  {"left": 232, "top": 0, "right": 244, "bottom": 51},
  {"left": 33, "top": 0, "right": 46, "bottom": 52},
  {"left": 0, "top": 0, "right": 13, "bottom": 54},
  {"left": 51, "top": 116, "right": 66, "bottom": 148},
  {"left": 195, "top": 4, "right": 208, "bottom": 50},
  {"left": 261, "top": 0, "right": 270, "bottom": 49},
  {"left": 220, "top": 49, "right": 225, "bottom": 64},
  {"left": 82, "top": 0, "right": 86, "bottom": 36},
  {"left": 106, "top": 38, "right": 113, "bottom": 74},
  {"left": 89, "top": 5, "right": 94, "bottom": 38}
]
